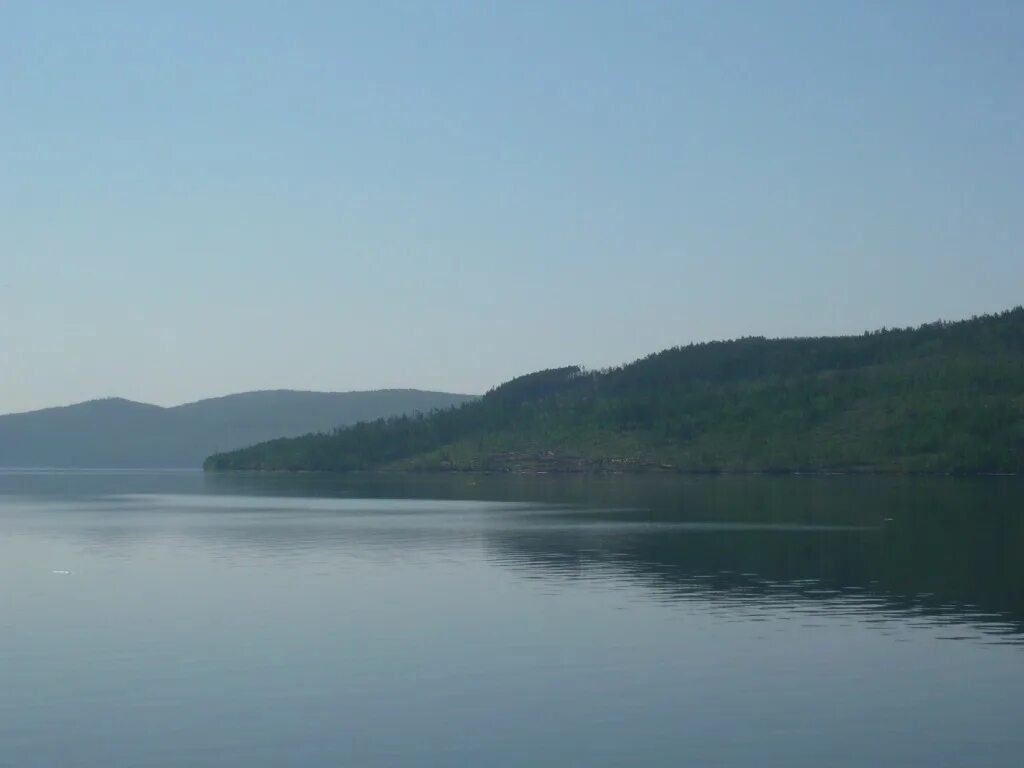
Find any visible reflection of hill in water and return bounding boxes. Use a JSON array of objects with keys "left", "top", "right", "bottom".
[
  {"left": 209, "top": 472, "right": 1024, "bottom": 639},
  {"left": 485, "top": 518, "right": 1024, "bottom": 641},
  {"left": 44, "top": 471, "right": 1012, "bottom": 640},
  {"left": 473, "top": 477, "right": 1024, "bottom": 641}
]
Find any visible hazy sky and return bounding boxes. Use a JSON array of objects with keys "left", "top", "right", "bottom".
[{"left": 3, "top": 1, "right": 1022, "bottom": 414}]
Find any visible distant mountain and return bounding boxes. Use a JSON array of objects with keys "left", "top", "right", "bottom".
[
  {"left": 206, "top": 308, "right": 1024, "bottom": 475},
  {"left": 0, "top": 389, "right": 477, "bottom": 468}
]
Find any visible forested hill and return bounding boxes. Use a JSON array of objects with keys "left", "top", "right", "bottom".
[
  {"left": 0, "top": 389, "right": 476, "bottom": 468},
  {"left": 205, "top": 308, "right": 1024, "bottom": 474}
]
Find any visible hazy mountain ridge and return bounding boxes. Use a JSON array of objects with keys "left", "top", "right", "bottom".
[
  {"left": 0, "top": 389, "right": 476, "bottom": 468},
  {"left": 206, "top": 308, "right": 1024, "bottom": 474}
]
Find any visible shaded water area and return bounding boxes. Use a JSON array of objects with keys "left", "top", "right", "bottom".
[{"left": 1, "top": 470, "right": 1022, "bottom": 767}]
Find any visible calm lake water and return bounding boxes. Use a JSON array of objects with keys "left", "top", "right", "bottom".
[{"left": 2, "top": 470, "right": 1022, "bottom": 767}]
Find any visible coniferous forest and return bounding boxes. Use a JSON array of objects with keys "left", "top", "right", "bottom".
[{"left": 205, "top": 308, "right": 1024, "bottom": 474}]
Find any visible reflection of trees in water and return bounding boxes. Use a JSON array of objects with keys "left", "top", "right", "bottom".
[
  {"left": 484, "top": 523, "right": 1024, "bottom": 636},
  {"left": 24, "top": 470, "right": 1024, "bottom": 639},
  {"left": 208, "top": 470, "right": 1024, "bottom": 637},
  {"left": 465, "top": 475, "right": 1024, "bottom": 638},
  {"left": 205, "top": 472, "right": 1024, "bottom": 634}
]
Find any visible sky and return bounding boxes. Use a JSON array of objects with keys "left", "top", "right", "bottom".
[{"left": 2, "top": 1, "right": 1022, "bottom": 414}]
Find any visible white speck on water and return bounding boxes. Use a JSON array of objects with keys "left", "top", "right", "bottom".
[{"left": 51, "top": 570, "right": 71, "bottom": 575}]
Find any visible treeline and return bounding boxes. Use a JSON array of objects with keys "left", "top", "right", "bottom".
[{"left": 204, "top": 308, "right": 1024, "bottom": 474}]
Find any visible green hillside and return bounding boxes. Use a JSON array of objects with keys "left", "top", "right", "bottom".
[{"left": 204, "top": 308, "right": 1024, "bottom": 474}]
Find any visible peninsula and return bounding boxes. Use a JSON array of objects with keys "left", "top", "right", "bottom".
[{"left": 205, "top": 309, "right": 1024, "bottom": 475}]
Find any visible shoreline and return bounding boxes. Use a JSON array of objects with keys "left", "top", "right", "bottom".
[{"left": 202, "top": 466, "right": 1022, "bottom": 478}]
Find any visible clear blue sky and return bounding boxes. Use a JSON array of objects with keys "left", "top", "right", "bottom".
[{"left": 2, "top": 1, "right": 1021, "bottom": 413}]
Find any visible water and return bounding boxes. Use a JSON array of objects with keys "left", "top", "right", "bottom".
[{"left": 2, "top": 470, "right": 1022, "bottom": 767}]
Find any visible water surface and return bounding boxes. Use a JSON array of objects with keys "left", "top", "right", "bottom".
[{"left": 2, "top": 470, "right": 1022, "bottom": 767}]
